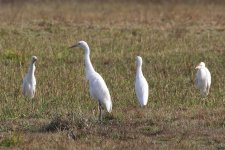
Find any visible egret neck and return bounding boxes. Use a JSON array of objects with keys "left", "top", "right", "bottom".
[
  {"left": 84, "top": 44, "right": 95, "bottom": 80},
  {"left": 136, "top": 62, "right": 144, "bottom": 78},
  {"left": 27, "top": 62, "right": 36, "bottom": 82}
]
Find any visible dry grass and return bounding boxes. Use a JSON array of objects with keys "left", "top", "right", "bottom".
[{"left": 0, "top": 0, "right": 225, "bottom": 149}]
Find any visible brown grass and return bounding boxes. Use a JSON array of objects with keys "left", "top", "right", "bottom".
[
  {"left": 0, "top": 0, "right": 225, "bottom": 149},
  {"left": 0, "top": 107, "right": 224, "bottom": 149}
]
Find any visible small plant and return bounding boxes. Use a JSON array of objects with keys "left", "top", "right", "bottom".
[
  {"left": 0, "top": 132, "right": 23, "bottom": 147},
  {"left": 2, "top": 49, "right": 21, "bottom": 61}
]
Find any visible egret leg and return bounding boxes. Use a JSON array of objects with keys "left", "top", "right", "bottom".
[
  {"left": 32, "top": 98, "right": 35, "bottom": 110},
  {"left": 206, "top": 86, "right": 210, "bottom": 96},
  {"left": 98, "top": 102, "right": 102, "bottom": 121}
]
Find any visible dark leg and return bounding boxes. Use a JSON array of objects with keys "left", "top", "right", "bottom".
[
  {"left": 32, "top": 98, "right": 35, "bottom": 110},
  {"left": 98, "top": 102, "right": 102, "bottom": 121}
]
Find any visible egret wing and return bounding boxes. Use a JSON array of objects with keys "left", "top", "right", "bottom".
[
  {"left": 135, "top": 76, "right": 149, "bottom": 106},
  {"left": 89, "top": 73, "right": 112, "bottom": 112}
]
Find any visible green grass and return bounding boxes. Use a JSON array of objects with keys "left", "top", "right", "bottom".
[{"left": 0, "top": 0, "right": 225, "bottom": 149}]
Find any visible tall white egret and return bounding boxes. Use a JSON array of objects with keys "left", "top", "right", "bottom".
[
  {"left": 135, "top": 56, "right": 149, "bottom": 107},
  {"left": 22, "top": 56, "right": 37, "bottom": 99},
  {"left": 195, "top": 62, "right": 211, "bottom": 96},
  {"left": 70, "top": 41, "right": 112, "bottom": 121}
]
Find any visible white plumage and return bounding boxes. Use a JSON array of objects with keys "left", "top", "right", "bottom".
[
  {"left": 22, "top": 56, "right": 37, "bottom": 99},
  {"left": 195, "top": 62, "right": 211, "bottom": 96},
  {"left": 70, "top": 41, "right": 112, "bottom": 121},
  {"left": 135, "top": 56, "right": 149, "bottom": 107}
]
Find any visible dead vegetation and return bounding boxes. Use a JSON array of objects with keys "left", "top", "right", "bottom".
[
  {"left": 0, "top": 107, "right": 224, "bottom": 149},
  {"left": 0, "top": 0, "right": 225, "bottom": 149}
]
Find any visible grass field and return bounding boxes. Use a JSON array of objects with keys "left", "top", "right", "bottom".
[{"left": 0, "top": 0, "right": 225, "bottom": 149}]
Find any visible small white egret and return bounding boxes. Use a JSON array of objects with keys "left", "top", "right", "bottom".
[
  {"left": 195, "top": 62, "right": 211, "bottom": 96},
  {"left": 135, "top": 56, "right": 149, "bottom": 107},
  {"left": 22, "top": 56, "right": 37, "bottom": 99},
  {"left": 70, "top": 41, "right": 112, "bottom": 121}
]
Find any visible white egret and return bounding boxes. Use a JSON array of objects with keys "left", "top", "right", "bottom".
[
  {"left": 22, "top": 56, "right": 37, "bottom": 99},
  {"left": 135, "top": 56, "right": 149, "bottom": 107},
  {"left": 195, "top": 62, "right": 211, "bottom": 96},
  {"left": 70, "top": 41, "right": 112, "bottom": 121}
]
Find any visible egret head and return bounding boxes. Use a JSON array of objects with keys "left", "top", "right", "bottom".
[
  {"left": 69, "top": 41, "right": 89, "bottom": 49},
  {"left": 136, "top": 56, "right": 143, "bottom": 66},
  {"left": 31, "top": 56, "right": 37, "bottom": 63},
  {"left": 195, "top": 62, "right": 205, "bottom": 69}
]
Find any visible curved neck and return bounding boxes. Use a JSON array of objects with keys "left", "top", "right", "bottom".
[
  {"left": 28, "top": 62, "right": 35, "bottom": 77},
  {"left": 136, "top": 64, "right": 143, "bottom": 77},
  {"left": 84, "top": 46, "right": 95, "bottom": 77}
]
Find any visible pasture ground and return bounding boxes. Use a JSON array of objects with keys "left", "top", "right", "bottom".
[{"left": 0, "top": 0, "right": 225, "bottom": 149}]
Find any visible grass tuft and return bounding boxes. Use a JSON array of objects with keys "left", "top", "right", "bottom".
[
  {"left": 0, "top": 132, "right": 23, "bottom": 147},
  {"left": 0, "top": 0, "right": 225, "bottom": 149}
]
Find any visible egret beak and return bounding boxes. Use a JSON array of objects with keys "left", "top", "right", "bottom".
[
  {"left": 32, "top": 57, "right": 38, "bottom": 63},
  {"left": 33, "top": 60, "right": 37, "bottom": 64},
  {"left": 69, "top": 44, "right": 79, "bottom": 49},
  {"left": 195, "top": 65, "right": 200, "bottom": 69}
]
